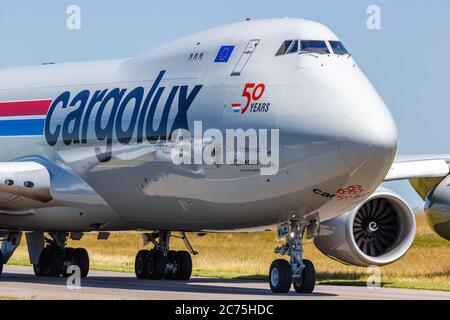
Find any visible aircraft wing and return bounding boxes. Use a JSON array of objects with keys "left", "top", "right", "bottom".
[
  {"left": 385, "top": 155, "right": 450, "bottom": 182},
  {"left": 384, "top": 155, "right": 450, "bottom": 200}
]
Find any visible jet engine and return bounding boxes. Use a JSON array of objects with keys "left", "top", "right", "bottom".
[
  {"left": 423, "top": 175, "right": 450, "bottom": 241},
  {"left": 314, "top": 188, "right": 416, "bottom": 267}
]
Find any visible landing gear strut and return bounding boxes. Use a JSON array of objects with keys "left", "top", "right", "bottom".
[
  {"left": 33, "top": 233, "right": 90, "bottom": 278},
  {"left": 269, "top": 221, "right": 316, "bottom": 294},
  {"left": 0, "top": 232, "right": 23, "bottom": 276},
  {"left": 134, "top": 231, "right": 193, "bottom": 281}
]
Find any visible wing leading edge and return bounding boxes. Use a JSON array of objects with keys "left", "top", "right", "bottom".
[{"left": 385, "top": 155, "right": 450, "bottom": 200}]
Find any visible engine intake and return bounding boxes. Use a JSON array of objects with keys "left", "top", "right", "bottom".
[{"left": 314, "top": 188, "right": 416, "bottom": 267}]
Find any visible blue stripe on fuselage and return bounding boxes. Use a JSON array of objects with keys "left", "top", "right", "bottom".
[{"left": 0, "top": 119, "right": 45, "bottom": 136}]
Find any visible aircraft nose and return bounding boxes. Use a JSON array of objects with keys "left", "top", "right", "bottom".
[{"left": 339, "top": 104, "right": 397, "bottom": 173}]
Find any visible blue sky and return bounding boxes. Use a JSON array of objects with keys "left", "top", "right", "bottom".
[{"left": 0, "top": 0, "right": 449, "bottom": 208}]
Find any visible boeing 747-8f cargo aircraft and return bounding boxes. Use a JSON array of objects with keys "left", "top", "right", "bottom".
[{"left": 0, "top": 18, "right": 448, "bottom": 294}]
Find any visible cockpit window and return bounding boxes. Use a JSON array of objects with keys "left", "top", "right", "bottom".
[
  {"left": 276, "top": 40, "right": 296, "bottom": 56},
  {"left": 329, "top": 41, "right": 349, "bottom": 55},
  {"left": 300, "top": 40, "right": 330, "bottom": 54},
  {"left": 286, "top": 40, "right": 299, "bottom": 54},
  {"left": 276, "top": 40, "right": 342, "bottom": 56}
]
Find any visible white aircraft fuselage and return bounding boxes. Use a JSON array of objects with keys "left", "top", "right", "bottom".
[{"left": 0, "top": 18, "right": 397, "bottom": 232}]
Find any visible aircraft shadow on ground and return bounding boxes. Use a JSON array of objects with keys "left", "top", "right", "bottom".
[
  {"left": 1, "top": 272, "right": 336, "bottom": 297},
  {"left": 234, "top": 273, "right": 387, "bottom": 288}
]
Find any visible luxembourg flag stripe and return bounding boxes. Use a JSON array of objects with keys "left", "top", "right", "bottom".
[
  {"left": 0, "top": 99, "right": 52, "bottom": 136},
  {"left": 0, "top": 119, "right": 46, "bottom": 136},
  {"left": 0, "top": 100, "right": 52, "bottom": 117}
]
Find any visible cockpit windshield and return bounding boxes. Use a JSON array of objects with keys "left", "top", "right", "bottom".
[
  {"left": 275, "top": 40, "right": 350, "bottom": 56},
  {"left": 300, "top": 41, "right": 329, "bottom": 54},
  {"left": 329, "top": 41, "right": 349, "bottom": 55},
  {"left": 276, "top": 40, "right": 298, "bottom": 56}
]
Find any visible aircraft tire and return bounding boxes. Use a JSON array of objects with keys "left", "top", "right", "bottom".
[
  {"left": 135, "top": 250, "right": 151, "bottom": 279},
  {"left": 164, "top": 250, "right": 178, "bottom": 280},
  {"left": 293, "top": 260, "right": 316, "bottom": 294},
  {"left": 39, "top": 247, "right": 63, "bottom": 277},
  {"left": 0, "top": 251, "right": 3, "bottom": 275},
  {"left": 61, "top": 248, "right": 75, "bottom": 278},
  {"left": 73, "top": 248, "right": 90, "bottom": 278},
  {"left": 33, "top": 248, "right": 47, "bottom": 277},
  {"left": 174, "top": 251, "right": 192, "bottom": 281},
  {"left": 146, "top": 250, "right": 165, "bottom": 280},
  {"left": 269, "top": 259, "right": 292, "bottom": 293}
]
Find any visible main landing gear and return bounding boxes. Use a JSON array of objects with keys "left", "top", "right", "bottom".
[
  {"left": 269, "top": 220, "right": 317, "bottom": 294},
  {"left": 0, "top": 250, "right": 3, "bottom": 276},
  {"left": 33, "top": 233, "right": 90, "bottom": 278},
  {"left": 134, "top": 231, "right": 194, "bottom": 281},
  {"left": 0, "top": 232, "right": 22, "bottom": 277}
]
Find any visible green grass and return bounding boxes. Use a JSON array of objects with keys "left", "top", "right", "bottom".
[{"left": 413, "top": 235, "right": 450, "bottom": 248}]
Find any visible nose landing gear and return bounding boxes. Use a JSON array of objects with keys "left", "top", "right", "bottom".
[{"left": 269, "top": 221, "right": 317, "bottom": 294}]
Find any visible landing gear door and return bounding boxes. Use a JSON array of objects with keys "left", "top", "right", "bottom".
[
  {"left": 230, "top": 39, "right": 260, "bottom": 77},
  {"left": 277, "top": 221, "right": 290, "bottom": 240}
]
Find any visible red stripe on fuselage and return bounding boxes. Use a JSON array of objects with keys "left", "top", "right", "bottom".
[{"left": 0, "top": 100, "right": 52, "bottom": 117}]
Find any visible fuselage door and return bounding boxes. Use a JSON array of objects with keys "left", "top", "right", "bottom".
[{"left": 230, "top": 39, "right": 260, "bottom": 77}]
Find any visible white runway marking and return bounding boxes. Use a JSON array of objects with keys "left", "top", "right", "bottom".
[{"left": 0, "top": 266, "right": 449, "bottom": 300}]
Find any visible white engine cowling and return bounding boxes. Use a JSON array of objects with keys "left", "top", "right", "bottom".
[{"left": 314, "top": 188, "right": 416, "bottom": 267}]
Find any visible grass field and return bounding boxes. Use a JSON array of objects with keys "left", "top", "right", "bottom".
[{"left": 8, "top": 214, "right": 450, "bottom": 291}]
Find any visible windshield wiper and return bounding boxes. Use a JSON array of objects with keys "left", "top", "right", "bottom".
[{"left": 299, "top": 51, "right": 319, "bottom": 58}]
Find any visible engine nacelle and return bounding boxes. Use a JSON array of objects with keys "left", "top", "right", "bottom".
[
  {"left": 424, "top": 175, "right": 450, "bottom": 241},
  {"left": 314, "top": 188, "right": 416, "bottom": 267}
]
